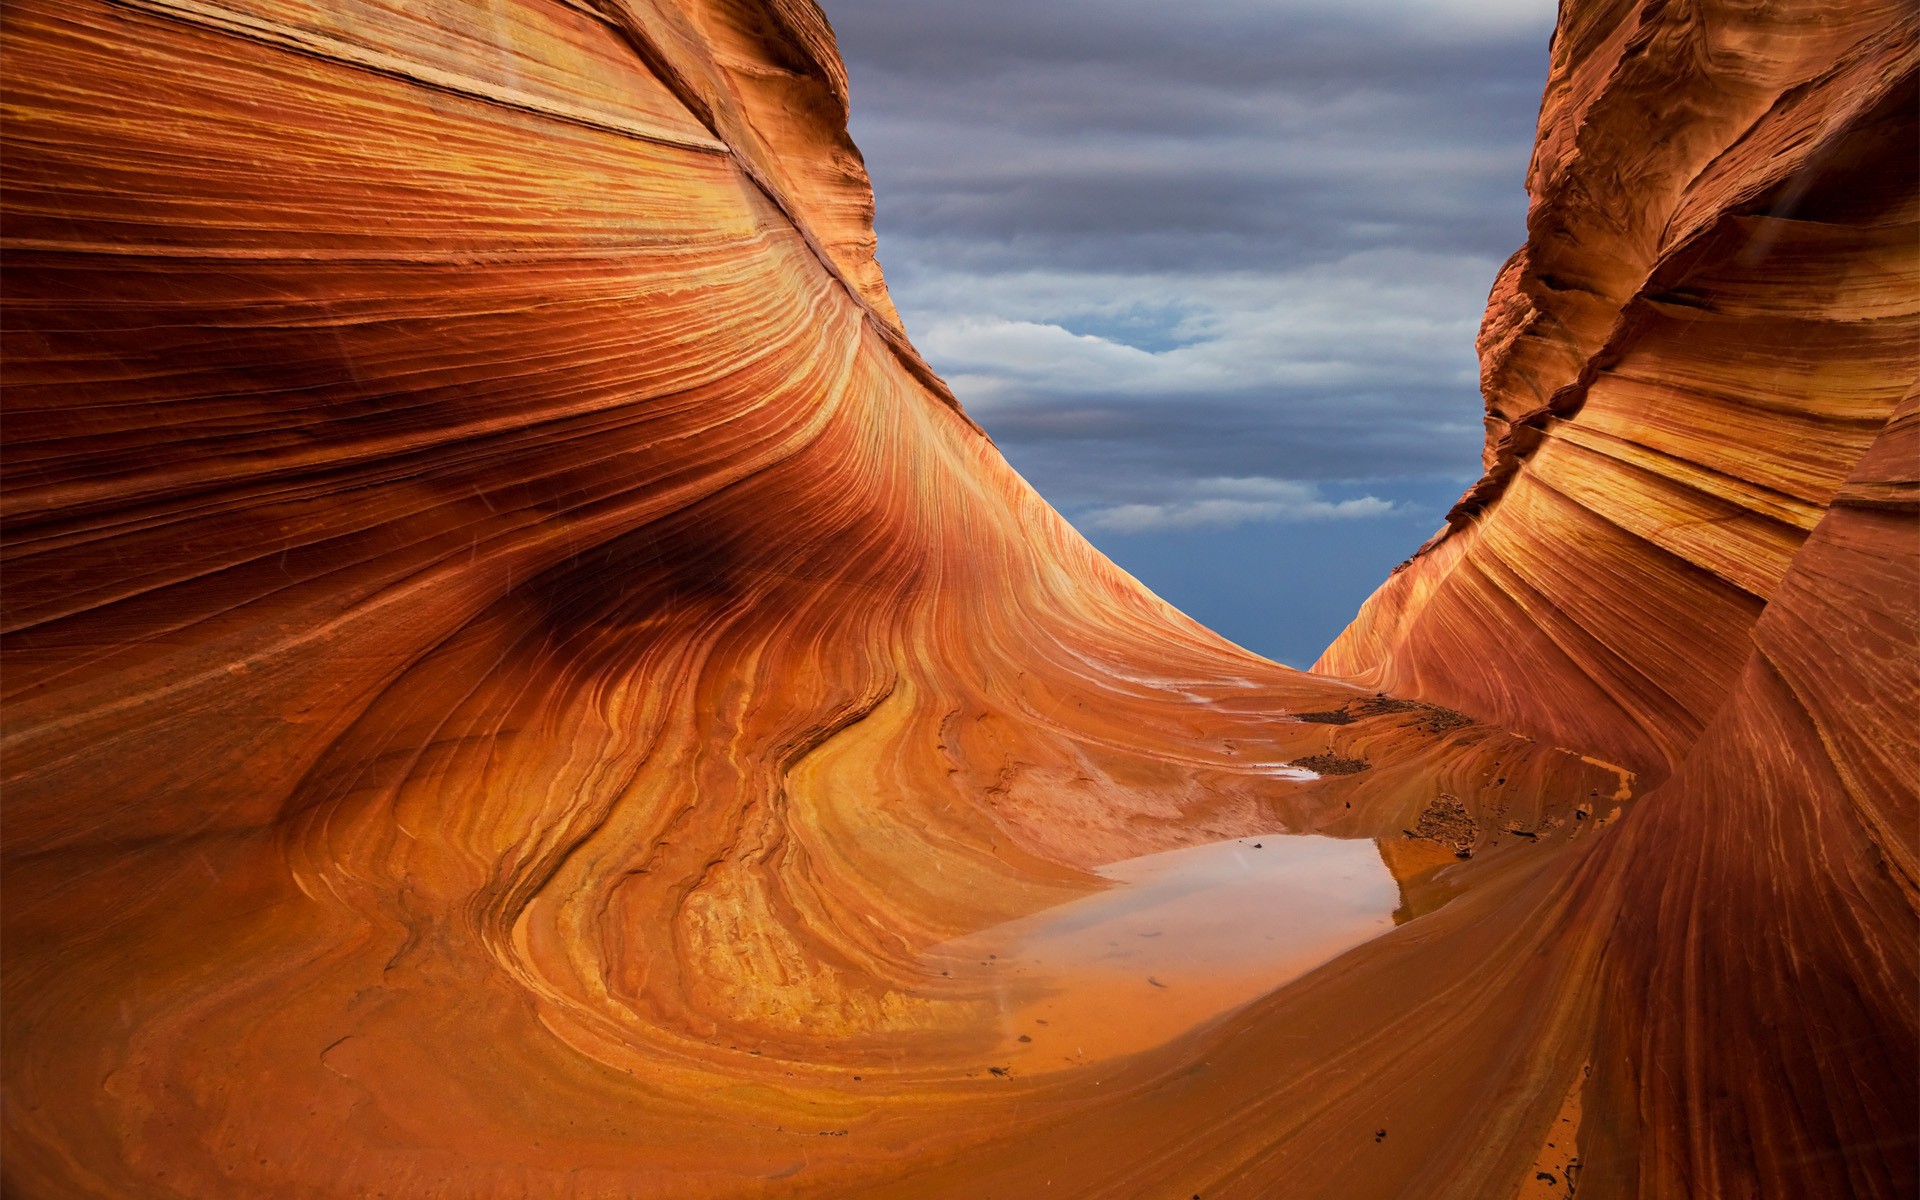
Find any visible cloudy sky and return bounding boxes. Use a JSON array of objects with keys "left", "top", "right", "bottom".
[{"left": 827, "top": 0, "right": 1556, "bottom": 666}]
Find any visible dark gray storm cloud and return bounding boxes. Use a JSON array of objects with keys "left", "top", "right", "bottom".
[
  {"left": 833, "top": 0, "right": 1549, "bottom": 264},
  {"left": 821, "top": 0, "right": 1553, "bottom": 656}
]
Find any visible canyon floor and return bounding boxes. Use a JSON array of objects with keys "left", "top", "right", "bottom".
[{"left": 2, "top": 0, "right": 1915, "bottom": 1197}]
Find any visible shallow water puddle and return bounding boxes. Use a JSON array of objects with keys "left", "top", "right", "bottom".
[{"left": 927, "top": 834, "right": 1398, "bottom": 1072}]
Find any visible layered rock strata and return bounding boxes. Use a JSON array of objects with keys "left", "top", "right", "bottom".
[
  {"left": 1324, "top": 4, "right": 1919, "bottom": 1195},
  {"left": 2, "top": 1, "right": 1913, "bottom": 1197}
]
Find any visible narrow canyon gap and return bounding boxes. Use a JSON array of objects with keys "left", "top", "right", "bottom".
[{"left": 1, "top": 2, "right": 1914, "bottom": 1198}]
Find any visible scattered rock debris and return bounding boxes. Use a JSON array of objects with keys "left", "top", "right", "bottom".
[
  {"left": 1356, "top": 696, "right": 1475, "bottom": 733},
  {"left": 1292, "top": 709, "right": 1355, "bottom": 725},
  {"left": 1292, "top": 697, "right": 1474, "bottom": 736},
  {"left": 988, "top": 1067, "right": 1009, "bottom": 1077},
  {"left": 1409, "top": 707, "right": 1474, "bottom": 735},
  {"left": 1289, "top": 753, "right": 1371, "bottom": 775},
  {"left": 1353, "top": 697, "right": 1422, "bottom": 716},
  {"left": 1405, "top": 794, "right": 1476, "bottom": 857},
  {"left": 1374, "top": 1128, "right": 1388, "bottom": 1143}
]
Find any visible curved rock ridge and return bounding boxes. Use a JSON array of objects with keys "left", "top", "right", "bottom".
[
  {"left": 1, "top": 1, "right": 1913, "bottom": 1198},
  {"left": 1322, "top": 2, "right": 1918, "bottom": 780},
  {"left": 1584, "top": 383, "right": 1918, "bottom": 1199},
  {"left": 1323, "top": 1, "right": 1919, "bottom": 1195}
]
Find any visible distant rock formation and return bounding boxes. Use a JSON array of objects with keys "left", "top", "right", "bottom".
[{"left": 2, "top": 1, "right": 1912, "bottom": 1197}]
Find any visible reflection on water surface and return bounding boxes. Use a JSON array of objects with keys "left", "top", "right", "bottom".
[{"left": 927, "top": 834, "right": 1398, "bottom": 1071}]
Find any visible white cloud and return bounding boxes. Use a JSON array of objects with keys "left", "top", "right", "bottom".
[
  {"left": 903, "top": 248, "right": 1491, "bottom": 416},
  {"left": 837, "top": 0, "right": 1541, "bottom": 502},
  {"left": 1079, "top": 477, "right": 1393, "bottom": 532}
]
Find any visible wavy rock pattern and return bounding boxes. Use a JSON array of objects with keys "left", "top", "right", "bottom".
[
  {"left": 1323, "top": 2, "right": 1918, "bottom": 779},
  {"left": 1325, "top": 1, "right": 1919, "bottom": 1195},
  {"left": 1, "top": 1, "right": 1912, "bottom": 1198}
]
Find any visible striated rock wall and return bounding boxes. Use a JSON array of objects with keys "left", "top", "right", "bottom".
[
  {"left": 1582, "top": 384, "right": 1918, "bottom": 1199},
  {"left": 3, "top": 0, "right": 1913, "bottom": 1197},
  {"left": 3, "top": 2, "right": 1622, "bottom": 1194},
  {"left": 1322, "top": 2, "right": 1917, "bottom": 781},
  {"left": 1324, "top": 2, "right": 1919, "bottom": 1196}
]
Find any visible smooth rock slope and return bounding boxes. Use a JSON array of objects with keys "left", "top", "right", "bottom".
[
  {"left": 1323, "top": 4, "right": 1918, "bottom": 1194},
  {"left": 2, "top": 1, "right": 1913, "bottom": 1197}
]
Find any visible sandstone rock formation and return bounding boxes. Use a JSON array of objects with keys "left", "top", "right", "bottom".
[
  {"left": 2, "top": 1, "right": 1912, "bottom": 1198},
  {"left": 1323, "top": 5, "right": 1919, "bottom": 1195}
]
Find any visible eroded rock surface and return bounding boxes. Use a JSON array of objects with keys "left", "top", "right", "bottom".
[
  {"left": 1324, "top": 3, "right": 1919, "bottom": 1195},
  {"left": 2, "top": 1, "right": 1912, "bottom": 1197}
]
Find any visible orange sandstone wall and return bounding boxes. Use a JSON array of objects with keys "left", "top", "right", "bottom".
[
  {"left": 3, "top": 1, "right": 1914, "bottom": 1198},
  {"left": 1321, "top": 3, "right": 1918, "bottom": 782},
  {"left": 5, "top": 3, "right": 1605, "bottom": 1195},
  {"left": 1581, "top": 385, "right": 1918, "bottom": 1199},
  {"left": 1323, "top": 3, "right": 1919, "bottom": 1196}
]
